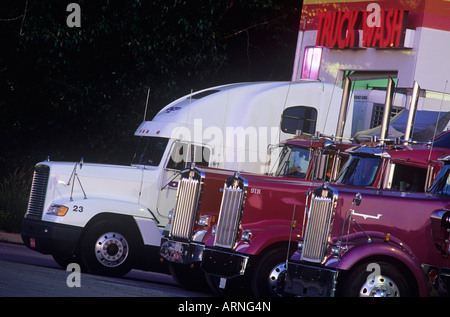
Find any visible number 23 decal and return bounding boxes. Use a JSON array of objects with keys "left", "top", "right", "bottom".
[{"left": 73, "top": 205, "right": 84, "bottom": 212}]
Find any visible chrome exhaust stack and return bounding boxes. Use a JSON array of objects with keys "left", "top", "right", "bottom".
[
  {"left": 380, "top": 77, "right": 395, "bottom": 145},
  {"left": 403, "top": 81, "right": 420, "bottom": 145}
]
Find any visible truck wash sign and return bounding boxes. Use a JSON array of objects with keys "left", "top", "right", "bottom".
[{"left": 315, "top": 9, "right": 408, "bottom": 48}]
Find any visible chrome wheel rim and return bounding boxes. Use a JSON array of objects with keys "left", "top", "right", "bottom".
[
  {"left": 268, "top": 262, "right": 287, "bottom": 296},
  {"left": 359, "top": 274, "right": 400, "bottom": 297},
  {"left": 94, "top": 232, "right": 129, "bottom": 267}
]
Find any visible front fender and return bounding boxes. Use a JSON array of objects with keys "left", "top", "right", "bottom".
[
  {"left": 235, "top": 219, "right": 300, "bottom": 255},
  {"left": 335, "top": 242, "right": 428, "bottom": 296}
]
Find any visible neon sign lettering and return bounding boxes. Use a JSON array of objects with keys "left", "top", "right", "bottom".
[{"left": 315, "top": 9, "right": 408, "bottom": 49}]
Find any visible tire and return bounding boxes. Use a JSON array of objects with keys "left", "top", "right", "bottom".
[
  {"left": 204, "top": 273, "right": 228, "bottom": 296},
  {"left": 169, "top": 262, "right": 211, "bottom": 293},
  {"left": 52, "top": 253, "right": 84, "bottom": 271},
  {"left": 81, "top": 220, "right": 139, "bottom": 277},
  {"left": 338, "top": 261, "right": 414, "bottom": 297},
  {"left": 251, "top": 248, "right": 289, "bottom": 297}
]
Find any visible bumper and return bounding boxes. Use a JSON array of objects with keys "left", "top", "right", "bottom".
[
  {"left": 21, "top": 218, "right": 83, "bottom": 256},
  {"left": 160, "top": 237, "right": 204, "bottom": 264},
  {"left": 284, "top": 262, "right": 337, "bottom": 297},
  {"left": 201, "top": 248, "right": 249, "bottom": 278}
]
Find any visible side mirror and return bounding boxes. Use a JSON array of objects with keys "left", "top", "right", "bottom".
[{"left": 353, "top": 193, "right": 362, "bottom": 206}]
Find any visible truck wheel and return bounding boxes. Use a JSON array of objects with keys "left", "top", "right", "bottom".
[
  {"left": 339, "top": 261, "right": 413, "bottom": 297},
  {"left": 52, "top": 253, "right": 84, "bottom": 271},
  {"left": 169, "top": 262, "right": 210, "bottom": 293},
  {"left": 204, "top": 274, "right": 227, "bottom": 296},
  {"left": 81, "top": 220, "right": 138, "bottom": 277},
  {"left": 251, "top": 248, "right": 289, "bottom": 297}
]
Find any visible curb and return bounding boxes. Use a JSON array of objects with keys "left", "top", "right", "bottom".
[{"left": 0, "top": 230, "right": 24, "bottom": 245}]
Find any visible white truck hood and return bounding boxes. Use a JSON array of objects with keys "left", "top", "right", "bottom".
[{"left": 42, "top": 161, "right": 144, "bottom": 205}]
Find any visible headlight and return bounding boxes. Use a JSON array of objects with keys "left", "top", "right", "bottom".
[
  {"left": 168, "top": 210, "right": 174, "bottom": 223},
  {"left": 241, "top": 230, "right": 252, "bottom": 242},
  {"left": 330, "top": 245, "right": 341, "bottom": 256},
  {"left": 443, "top": 212, "right": 450, "bottom": 229},
  {"left": 47, "top": 204, "right": 69, "bottom": 216},
  {"left": 198, "top": 216, "right": 210, "bottom": 226}
]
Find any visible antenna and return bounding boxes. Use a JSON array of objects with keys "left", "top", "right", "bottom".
[
  {"left": 186, "top": 88, "right": 193, "bottom": 127},
  {"left": 185, "top": 89, "right": 194, "bottom": 168},
  {"left": 285, "top": 205, "right": 297, "bottom": 266},
  {"left": 276, "top": 81, "right": 293, "bottom": 144},
  {"left": 143, "top": 88, "right": 150, "bottom": 122},
  {"left": 321, "top": 73, "right": 339, "bottom": 137}
]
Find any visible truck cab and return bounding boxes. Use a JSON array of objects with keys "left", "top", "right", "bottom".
[
  {"left": 284, "top": 154, "right": 450, "bottom": 297},
  {"left": 336, "top": 141, "right": 449, "bottom": 192},
  {"left": 159, "top": 135, "right": 352, "bottom": 291}
]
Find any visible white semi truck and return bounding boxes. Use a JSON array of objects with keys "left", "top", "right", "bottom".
[{"left": 21, "top": 80, "right": 351, "bottom": 276}]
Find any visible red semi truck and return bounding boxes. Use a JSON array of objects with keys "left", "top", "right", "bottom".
[
  {"left": 284, "top": 153, "right": 450, "bottom": 297},
  {"left": 200, "top": 139, "right": 448, "bottom": 296},
  {"left": 159, "top": 135, "right": 352, "bottom": 290}
]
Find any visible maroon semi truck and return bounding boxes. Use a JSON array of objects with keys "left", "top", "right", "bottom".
[
  {"left": 284, "top": 153, "right": 450, "bottom": 297},
  {"left": 159, "top": 136, "right": 351, "bottom": 290},
  {"left": 199, "top": 139, "right": 448, "bottom": 296}
]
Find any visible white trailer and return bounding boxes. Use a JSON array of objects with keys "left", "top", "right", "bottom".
[{"left": 21, "top": 81, "right": 349, "bottom": 276}]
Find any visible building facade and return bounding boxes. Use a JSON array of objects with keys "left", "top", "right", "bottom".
[{"left": 292, "top": 0, "right": 450, "bottom": 141}]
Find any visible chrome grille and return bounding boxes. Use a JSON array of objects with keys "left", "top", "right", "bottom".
[
  {"left": 26, "top": 164, "right": 50, "bottom": 219},
  {"left": 301, "top": 184, "right": 338, "bottom": 263},
  {"left": 214, "top": 173, "right": 247, "bottom": 249},
  {"left": 170, "top": 166, "right": 204, "bottom": 240}
]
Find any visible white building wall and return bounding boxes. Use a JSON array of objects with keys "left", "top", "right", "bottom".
[
  {"left": 294, "top": 26, "right": 450, "bottom": 93},
  {"left": 414, "top": 27, "right": 450, "bottom": 92}
]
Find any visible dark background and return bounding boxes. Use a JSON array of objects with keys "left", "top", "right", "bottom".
[
  {"left": 0, "top": 0, "right": 302, "bottom": 232},
  {"left": 1, "top": 0, "right": 301, "bottom": 179}
]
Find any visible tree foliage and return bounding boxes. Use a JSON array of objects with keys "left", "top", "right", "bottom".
[{"left": 0, "top": 0, "right": 300, "bottom": 176}]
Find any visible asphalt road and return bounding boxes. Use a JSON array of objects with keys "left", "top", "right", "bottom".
[
  {"left": 0, "top": 241, "right": 424, "bottom": 314},
  {"left": 0, "top": 242, "right": 211, "bottom": 297},
  {"left": 0, "top": 242, "right": 281, "bottom": 315}
]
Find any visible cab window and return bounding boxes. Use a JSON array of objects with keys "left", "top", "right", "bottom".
[
  {"left": 429, "top": 165, "right": 450, "bottom": 196},
  {"left": 281, "top": 106, "right": 317, "bottom": 135},
  {"left": 132, "top": 136, "right": 169, "bottom": 166},
  {"left": 166, "top": 142, "right": 210, "bottom": 170},
  {"left": 390, "top": 164, "right": 427, "bottom": 192},
  {"left": 337, "top": 156, "right": 380, "bottom": 187},
  {"left": 275, "top": 146, "right": 312, "bottom": 178}
]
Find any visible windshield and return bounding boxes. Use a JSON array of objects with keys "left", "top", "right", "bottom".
[
  {"left": 432, "top": 132, "right": 450, "bottom": 149},
  {"left": 131, "top": 136, "right": 169, "bottom": 166},
  {"left": 429, "top": 165, "right": 450, "bottom": 196},
  {"left": 275, "top": 146, "right": 312, "bottom": 178},
  {"left": 336, "top": 155, "right": 381, "bottom": 187}
]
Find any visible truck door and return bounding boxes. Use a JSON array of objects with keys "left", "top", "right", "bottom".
[{"left": 156, "top": 141, "right": 211, "bottom": 217}]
